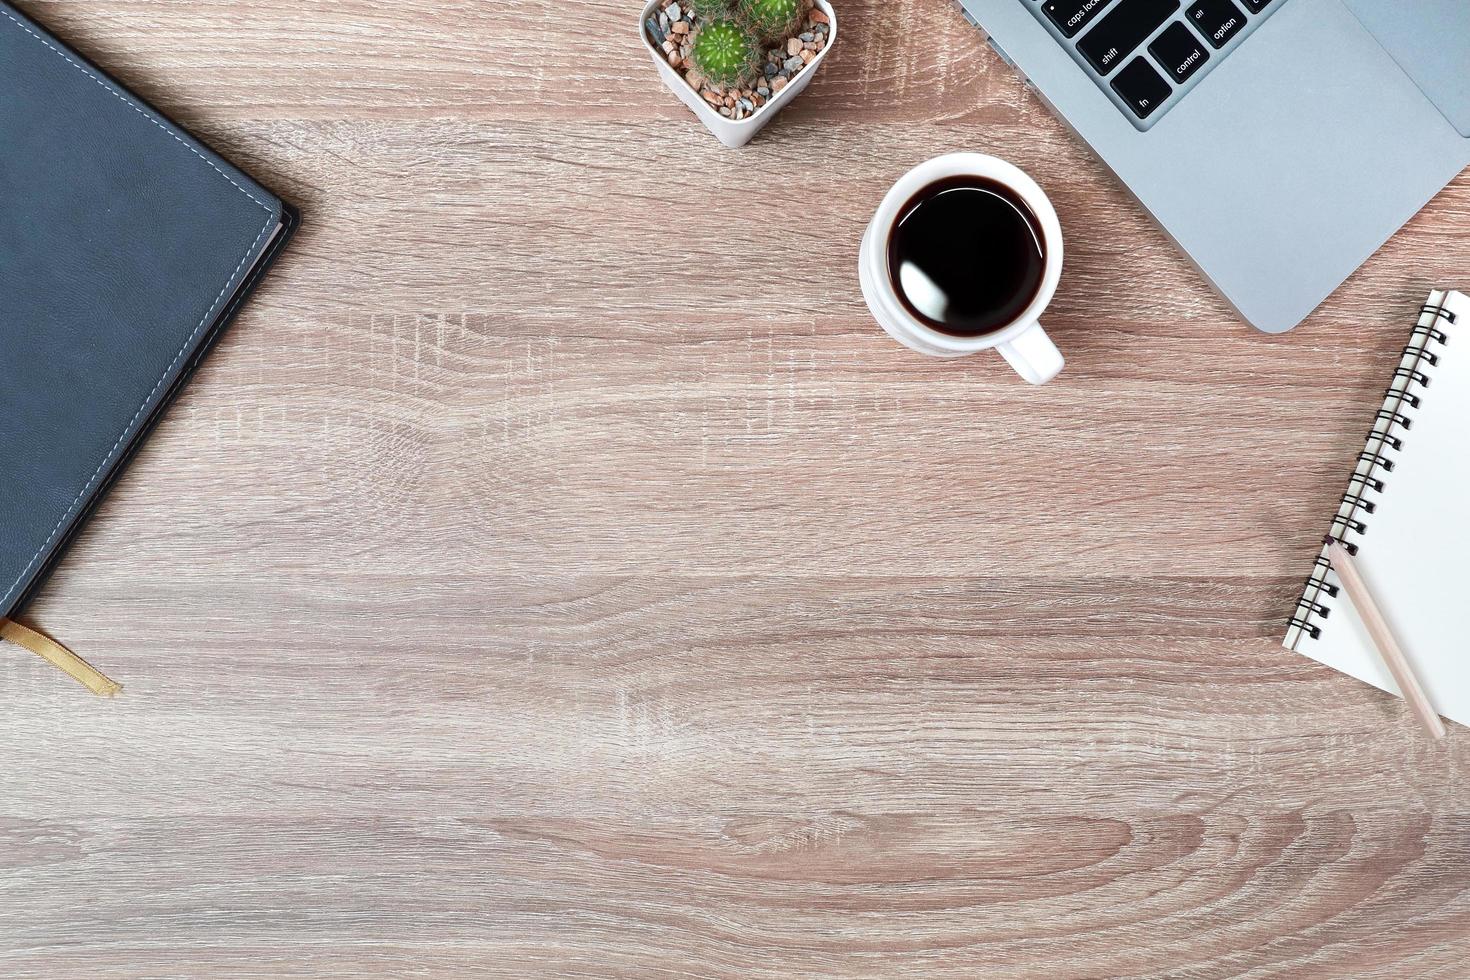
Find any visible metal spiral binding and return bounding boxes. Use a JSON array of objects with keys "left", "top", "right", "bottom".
[{"left": 1286, "top": 303, "right": 1456, "bottom": 647}]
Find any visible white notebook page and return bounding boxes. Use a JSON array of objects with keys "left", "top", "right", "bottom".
[{"left": 1288, "top": 290, "right": 1470, "bottom": 724}]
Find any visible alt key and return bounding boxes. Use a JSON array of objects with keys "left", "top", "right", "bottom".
[
  {"left": 1188, "top": 0, "right": 1246, "bottom": 48},
  {"left": 1110, "top": 56, "right": 1172, "bottom": 120}
]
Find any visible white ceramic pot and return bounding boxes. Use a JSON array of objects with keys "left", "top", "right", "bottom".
[{"left": 640, "top": 0, "right": 836, "bottom": 148}]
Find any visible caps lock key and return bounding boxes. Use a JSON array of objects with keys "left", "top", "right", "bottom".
[{"left": 1043, "top": 0, "right": 1115, "bottom": 39}]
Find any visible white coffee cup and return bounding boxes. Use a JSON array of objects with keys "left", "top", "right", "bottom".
[{"left": 858, "top": 152, "right": 1065, "bottom": 384}]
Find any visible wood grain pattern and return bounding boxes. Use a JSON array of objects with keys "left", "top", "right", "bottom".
[{"left": 4, "top": 0, "right": 1470, "bottom": 975}]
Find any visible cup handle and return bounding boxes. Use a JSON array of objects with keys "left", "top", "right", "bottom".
[{"left": 997, "top": 322, "right": 1064, "bottom": 385}]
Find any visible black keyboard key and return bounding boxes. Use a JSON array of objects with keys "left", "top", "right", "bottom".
[
  {"left": 1242, "top": 0, "right": 1272, "bottom": 10},
  {"left": 1110, "top": 56, "right": 1171, "bottom": 118},
  {"left": 1148, "top": 21, "right": 1209, "bottom": 84},
  {"left": 1187, "top": 0, "right": 1245, "bottom": 48},
  {"left": 1078, "top": 0, "right": 1180, "bottom": 76},
  {"left": 1042, "top": 0, "right": 1115, "bottom": 38}
]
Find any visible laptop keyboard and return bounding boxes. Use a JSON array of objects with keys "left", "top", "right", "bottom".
[{"left": 1022, "top": 0, "right": 1286, "bottom": 129}]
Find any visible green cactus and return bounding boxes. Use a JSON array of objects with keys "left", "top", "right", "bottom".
[
  {"left": 691, "top": 19, "right": 756, "bottom": 87},
  {"left": 740, "top": 0, "right": 801, "bottom": 41},
  {"left": 685, "top": 0, "right": 731, "bottom": 21}
]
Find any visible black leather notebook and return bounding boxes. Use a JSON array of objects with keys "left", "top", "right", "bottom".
[{"left": 0, "top": 2, "right": 297, "bottom": 621}]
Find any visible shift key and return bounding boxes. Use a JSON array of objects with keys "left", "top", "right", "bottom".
[{"left": 1077, "top": 0, "right": 1180, "bottom": 75}]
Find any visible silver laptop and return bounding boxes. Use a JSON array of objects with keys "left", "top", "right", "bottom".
[{"left": 960, "top": 0, "right": 1470, "bottom": 332}]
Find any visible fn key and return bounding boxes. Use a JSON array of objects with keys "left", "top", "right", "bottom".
[{"left": 1110, "top": 56, "right": 1171, "bottom": 119}]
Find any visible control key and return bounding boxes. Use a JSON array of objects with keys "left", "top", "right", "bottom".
[{"left": 1148, "top": 21, "right": 1209, "bottom": 84}]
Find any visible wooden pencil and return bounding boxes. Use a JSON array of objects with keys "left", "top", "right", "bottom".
[{"left": 1326, "top": 537, "right": 1446, "bottom": 739}]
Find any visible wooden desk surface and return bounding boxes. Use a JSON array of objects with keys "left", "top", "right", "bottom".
[{"left": 5, "top": 1, "right": 1470, "bottom": 976}]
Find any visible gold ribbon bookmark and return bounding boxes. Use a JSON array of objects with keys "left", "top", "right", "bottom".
[{"left": 1, "top": 619, "right": 122, "bottom": 697}]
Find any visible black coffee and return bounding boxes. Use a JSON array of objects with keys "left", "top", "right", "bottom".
[{"left": 886, "top": 176, "right": 1047, "bottom": 337}]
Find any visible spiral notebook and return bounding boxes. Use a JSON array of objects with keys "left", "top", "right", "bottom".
[{"left": 1286, "top": 289, "right": 1470, "bottom": 725}]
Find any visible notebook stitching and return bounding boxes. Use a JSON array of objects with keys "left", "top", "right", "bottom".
[
  {"left": 0, "top": 8, "right": 279, "bottom": 609},
  {"left": 1, "top": 9, "right": 273, "bottom": 214}
]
